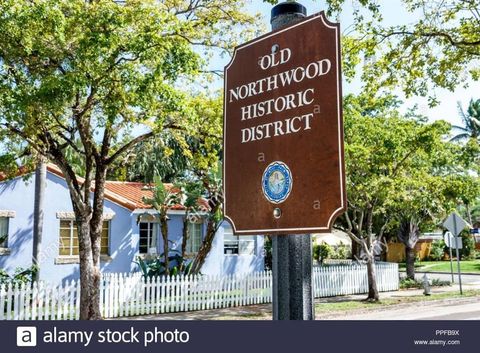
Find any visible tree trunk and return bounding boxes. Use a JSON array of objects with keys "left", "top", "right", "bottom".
[
  {"left": 90, "top": 166, "right": 107, "bottom": 270},
  {"left": 32, "top": 159, "right": 46, "bottom": 282},
  {"left": 465, "top": 203, "right": 473, "bottom": 225},
  {"left": 189, "top": 186, "right": 221, "bottom": 275},
  {"left": 77, "top": 216, "right": 102, "bottom": 320},
  {"left": 189, "top": 213, "right": 219, "bottom": 275},
  {"left": 189, "top": 221, "right": 214, "bottom": 274},
  {"left": 85, "top": 165, "right": 107, "bottom": 320},
  {"left": 366, "top": 258, "right": 379, "bottom": 301},
  {"left": 181, "top": 215, "right": 189, "bottom": 258},
  {"left": 180, "top": 215, "right": 189, "bottom": 272},
  {"left": 397, "top": 218, "right": 420, "bottom": 282},
  {"left": 351, "top": 240, "right": 361, "bottom": 262},
  {"left": 161, "top": 211, "right": 169, "bottom": 275},
  {"left": 405, "top": 246, "right": 416, "bottom": 280}
]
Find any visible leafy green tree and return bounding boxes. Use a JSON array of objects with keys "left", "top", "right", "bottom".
[
  {"left": 324, "top": 0, "right": 480, "bottom": 102},
  {"left": 336, "top": 94, "right": 455, "bottom": 300},
  {"left": 469, "top": 199, "right": 480, "bottom": 225},
  {"left": 0, "top": 0, "right": 258, "bottom": 319},
  {"left": 116, "top": 94, "right": 223, "bottom": 185},
  {"left": 388, "top": 140, "right": 461, "bottom": 279}
]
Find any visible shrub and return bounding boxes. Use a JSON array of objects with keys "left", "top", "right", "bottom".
[
  {"left": 312, "top": 244, "right": 320, "bottom": 261},
  {"left": 431, "top": 278, "right": 451, "bottom": 287},
  {"left": 313, "top": 242, "right": 333, "bottom": 264},
  {"left": 134, "top": 251, "right": 191, "bottom": 280},
  {"left": 459, "top": 231, "right": 476, "bottom": 260},
  {"left": 0, "top": 266, "right": 37, "bottom": 288},
  {"left": 400, "top": 277, "right": 422, "bottom": 289},
  {"left": 400, "top": 276, "right": 451, "bottom": 289},
  {"left": 330, "top": 242, "right": 351, "bottom": 259},
  {"left": 428, "top": 240, "right": 446, "bottom": 261}
]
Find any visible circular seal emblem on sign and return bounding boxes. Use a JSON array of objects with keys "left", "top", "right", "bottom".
[{"left": 262, "top": 161, "right": 293, "bottom": 204}]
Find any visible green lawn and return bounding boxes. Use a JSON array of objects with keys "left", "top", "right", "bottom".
[
  {"left": 314, "top": 290, "right": 480, "bottom": 315},
  {"left": 399, "top": 260, "right": 480, "bottom": 273},
  {"left": 211, "top": 290, "right": 480, "bottom": 320}
]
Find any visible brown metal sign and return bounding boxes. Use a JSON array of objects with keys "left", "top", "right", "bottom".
[{"left": 223, "top": 12, "right": 346, "bottom": 235}]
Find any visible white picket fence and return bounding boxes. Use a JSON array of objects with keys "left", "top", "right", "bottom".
[
  {"left": 0, "top": 262, "right": 398, "bottom": 320},
  {"left": 323, "top": 259, "right": 354, "bottom": 265},
  {"left": 313, "top": 262, "right": 399, "bottom": 296}
]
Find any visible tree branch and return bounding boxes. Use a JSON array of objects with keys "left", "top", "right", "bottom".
[
  {"left": 381, "top": 30, "right": 480, "bottom": 48},
  {"left": 105, "top": 131, "right": 155, "bottom": 165},
  {"left": 341, "top": 212, "right": 364, "bottom": 246}
]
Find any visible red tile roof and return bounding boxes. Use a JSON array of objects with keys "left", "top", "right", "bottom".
[
  {"left": 2, "top": 163, "right": 205, "bottom": 212},
  {"left": 103, "top": 181, "right": 186, "bottom": 210},
  {"left": 104, "top": 181, "right": 154, "bottom": 209},
  {"left": 0, "top": 166, "right": 29, "bottom": 182},
  {"left": 48, "top": 164, "right": 177, "bottom": 211}
]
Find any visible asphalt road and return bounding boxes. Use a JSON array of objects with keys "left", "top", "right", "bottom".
[
  {"left": 328, "top": 298, "right": 480, "bottom": 320},
  {"left": 409, "top": 271, "right": 480, "bottom": 285}
]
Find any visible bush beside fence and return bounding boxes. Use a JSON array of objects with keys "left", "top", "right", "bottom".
[{"left": 1, "top": 262, "right": 398, "bottom": 320}]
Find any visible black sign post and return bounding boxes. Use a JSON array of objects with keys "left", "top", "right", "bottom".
[
  {"left": 223, "top": 1, "right": 346, "bottom": 320},
  {"left": 270, "top": 2, "right": 313, "bottom": 321}
]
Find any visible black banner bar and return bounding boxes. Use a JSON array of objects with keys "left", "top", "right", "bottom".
[{"left": 1, "top": 320, "right": 476, "bottom": 353}]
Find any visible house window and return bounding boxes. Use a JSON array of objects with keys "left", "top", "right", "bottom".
[
  {"left": 139, "top": 222, "right": 158, "bottom": 254},
  {"left": 0, "top": 217, "right": 8, "bottom": 247},
  {"left": 59, "top": 220, "right": 109, "bottom": 256},
  {"left": 186, "top": 222, "right": 202, "bottom": 254},
  {"left": 223, "top": 225, "right": 256, "bottom": 255}
]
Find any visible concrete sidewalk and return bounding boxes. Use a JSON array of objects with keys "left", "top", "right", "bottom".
[{"left": 115, "top": 283, "right": 480, "bottom": 321}]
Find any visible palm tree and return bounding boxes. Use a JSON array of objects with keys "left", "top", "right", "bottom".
[
  {"left": 451, "top": 98, "right": 480, "bottom": 142},
  {"left": 451, "top": 99, "right": 480, "bottom": 225},
  {"left": 142, "top": 176, "right": 179, "bottom": 275},
  {"left": 397, "top": 217, "right": 421, "bottom": 280},
  {"left": 177, "top": 180, "right": 203, "bottom": 266},
  {"left": 189, "top": 164, "right": 224, "bottom": 275},
  {"left": 127, "top": 133, "right": 190, "bottom": 183}
]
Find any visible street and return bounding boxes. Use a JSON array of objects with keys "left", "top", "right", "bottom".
[{"left": 408, "top": 272, "right": 480, "bottom": 285}]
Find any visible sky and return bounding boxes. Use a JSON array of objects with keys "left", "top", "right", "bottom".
[{"left": 216, "top": 0, "right": 480, "bottom": 128}]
